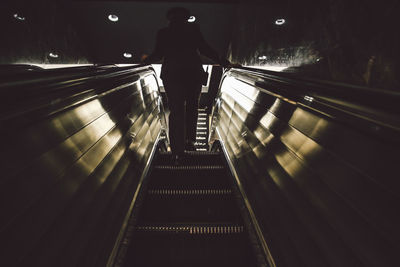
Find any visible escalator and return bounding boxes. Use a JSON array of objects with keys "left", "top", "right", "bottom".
[
  {"left": 120, "top": 151, "right": 258, "bottom": 266},
  {"left": 3, "top": 63, "right": 397, "bottom": 266}
]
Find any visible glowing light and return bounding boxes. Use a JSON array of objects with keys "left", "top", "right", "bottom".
[
  {"left": 275, "top": 18, "right": 285, "bottom": 25},
  {"left": 49, "top": 53, "right": 59, "bottom": 58},
  {"left": 19, "top": 64, "right": 92, "bottom": 69},
  {"left": 258, "top": 55, "right": 267, "bottom": 60},
  {"left": 304, "top": 96, "right": 314, "bottom": 102},
  {"left": 13, "top": 13, "right": 25, "bottom": 21},
  {"left": 108, "top": 14, "right": 119, "bottom": 22},
  {"left": 248, "top": 65, "right": 287, "bottom": 72},
  {"left": 188, "top": 16, "right": 196, "bottom": 22},
  {"left": 123, "top": 52, "right": 132, "bottom": 58}
]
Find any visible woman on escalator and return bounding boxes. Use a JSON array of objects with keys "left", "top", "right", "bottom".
[{"left": 142, "top": 7, "right": 232, "bottom": 160}]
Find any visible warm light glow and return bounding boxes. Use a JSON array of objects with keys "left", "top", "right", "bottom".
[
  {"left": 108, "top": 14, "right": 119, "bottom": 22},
  {"left": 220, "top": 77, "right": 257, "bottom": 114},
  {"left": 123, "top": 52, "right": 132, "bottom": 58},
  {"left": 13, "top": 13, "right": 25, "bottom": 21},
  {"left": 49, "top": 53, "right": 59, "bottom": 58},
  {"left": 188, "top": 16, "right": 196, "bottom": 22},
  {"left": 248, "top": 65, "right": 288, "bottom": 72},
  {"left": 304, "top": 96, "right": 314, "bottom": 102},
  {"left": 24, "top": 64, "right": 92, "bottom": 69},
  {"left": 275, "top": 18, "right": 285, "bottom": 25}
]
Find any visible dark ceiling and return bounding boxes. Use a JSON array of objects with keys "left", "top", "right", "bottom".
[
  {"left": 70, "top": 1, "right": 237, "bottom": 63},
  {"left": 1, "top": 1, "right": 257, "bottom": 64}
]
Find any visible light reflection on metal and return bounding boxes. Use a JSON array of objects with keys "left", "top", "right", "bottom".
[
  {"left": 108, "top": 14, "right": 119, "bottom": 22},
  {"left": 275, "top": 18, "right": 285, "bottom": 25},
  {"left": 123, "top": 52, "right": 133, "bottom": 58},
  {"left": 49, "top": 53, "right": 59, "bottom": 58},
  {"left": 220, "top": 77, "right": 257, "bottom": 113},
  {"left": 13, "top": 13, "right": 25, "bottom": 21},
  {"left": 260, "top": 112, "right": 276, "bottom": 129},
  {"left": 188, "top": 16, "right": 196, "bottom": 22},
  {"left": 258, "top": 56, "right": 267, "bottom": 60}
]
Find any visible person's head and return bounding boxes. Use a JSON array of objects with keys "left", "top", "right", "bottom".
[{"left": 166, "top": 7, "right": 190, "bottom": 23}]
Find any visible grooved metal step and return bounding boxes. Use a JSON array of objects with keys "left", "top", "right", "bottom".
[
  {"left": 135, "top": 225, "right": 244, "bottom": 235},
  {"left": 158, "top": 151, "right": 220, "bottom": 155},
  {"left": 154, "top": 165, "right": 224, "bottom": 170},
  {"left": 148, "top": 189, "right": 232, "bottom": 195}
]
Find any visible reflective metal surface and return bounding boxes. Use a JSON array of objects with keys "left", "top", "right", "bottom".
[
  {"left": 0, "top": 65, "right": 167, "bottom": 266},
  {"left": 210, "top": 68, "right": 399, "bottom": 266}
]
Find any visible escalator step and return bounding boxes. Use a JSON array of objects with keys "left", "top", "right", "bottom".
[
  {"left": 139, "top": 191, "right": 240, "bottom": 223},
  {"left": 135, "top": 224, "right": 244, "bottom": 235},
  {"left": 154, "top": 165, "right": 224, "bottom": 170},
  {"left": 148, "top": 169, "right": 230, "bottom": 189},
  {"left": 124, "top": 227, "right": 257, "bottom": 267},
  {"left": 148, "top": 189, "right": 232, "bottom": 196},
  {"left": 120, "top": 152, "right": 258, "bottom": 267},
  {"left": 155, "top": 151, "right": 222, "bottom": 165}
]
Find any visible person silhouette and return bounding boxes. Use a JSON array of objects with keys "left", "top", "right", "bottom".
[{"left": 142, "top": 7, "right": 231, "bottom": 157}]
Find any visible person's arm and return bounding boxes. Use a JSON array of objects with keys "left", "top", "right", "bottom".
[
  {"left": 196, "top": 25, "right": 231, "bottom": 67},
  {"left": 142, "top": 30, "right": 164, "bottom": 64}
]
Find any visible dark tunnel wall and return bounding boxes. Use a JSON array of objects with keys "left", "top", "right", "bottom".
[
  {"left": 0, "top": 2, "right": 91, "bottom": 65},
  {"left": 228, "top": 0, "right": 400, "bottom": 91}
]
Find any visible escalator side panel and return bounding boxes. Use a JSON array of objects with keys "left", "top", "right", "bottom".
[
  {"left": 0, "top": 69, "right": 167, "bottom": 267},
  {"left": 210, "top": 73, "right": 399, "bottom": 266}
]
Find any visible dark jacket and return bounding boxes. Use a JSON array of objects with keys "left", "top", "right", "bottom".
[{"left": 144, "top": 22, "right": 228, "bottom": 83}]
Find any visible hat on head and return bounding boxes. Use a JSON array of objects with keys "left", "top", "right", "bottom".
[{"left": 166, "top": 7, "right": 190, "bottom": 22}]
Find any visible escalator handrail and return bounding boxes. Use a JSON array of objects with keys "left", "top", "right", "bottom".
[
  {"left": 225, "top": 66, "right": 400, "bottom": 112},
  {"left": 220, "top": 66, "right": 400, "bottom": 137},
  {"left": 0, "top": 64, "right": 159, "bottom": 120}
]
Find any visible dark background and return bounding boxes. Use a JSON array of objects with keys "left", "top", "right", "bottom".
[{"left": 1, "top": 0, "right": 399, "bottom": 90}]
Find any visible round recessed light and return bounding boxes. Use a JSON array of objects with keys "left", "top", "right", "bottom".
[
  {"left": 13, "top": 13, "right": 25, "bottom": 21},
  {"left": 188, "top": 16, "right": 196, "bottom": 23},
  {"left": 123, "top": 52, "right": 132, "bottom": 58},
  {"left": 275, "top": 18, "right": 286, "bottom": 25},
  {"left": 49, "top": 53, "right": 59, "bottom": 58},
  {"left": 108, "top": 14, "right": 119, "bottom": 22}
]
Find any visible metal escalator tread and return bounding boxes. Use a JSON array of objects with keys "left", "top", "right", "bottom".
[
  {"left": 148, "top": 189, "right": 232, "bottom": 195},
  {"left": 154, "top": 165, "right": 224, "bottom": 170},
  {"left": 122, "top": 153, "right": 257, "bottom": 267},
  {"left": 156, "top": 151, "right": 223, "bottom": 166},
  {"left": 135, "top": 224, "right": 244, "bottom": 234}
]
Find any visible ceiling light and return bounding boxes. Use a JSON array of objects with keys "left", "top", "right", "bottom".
[
  {"left": 13, "top": 13, "right": 25, "bottom": 21},
  {"left": 188, "top": 16, "right": 196, "bottom": 23},
  {"left": 108, "top": 14, "right": 119, "bottom": 22},
  {"left": 275, "top": 18, "right": 285, "bottom": 25},
  {"left": 49, "top": 53, "right": 59, "bottom": 58},
  {"left": 123, "top": 52, "right": 132, "bottom": 58},
  {"left": 304, "top": 96, "right": 314, "bottom": 102}
]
